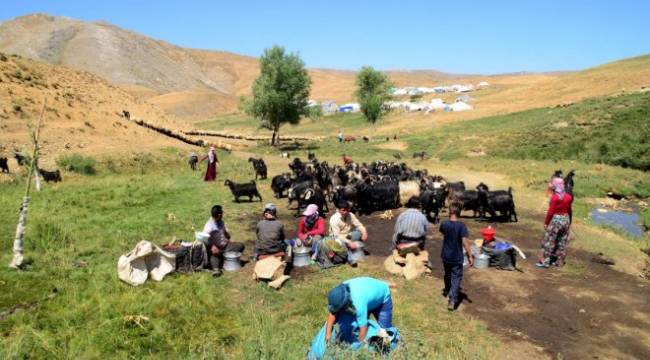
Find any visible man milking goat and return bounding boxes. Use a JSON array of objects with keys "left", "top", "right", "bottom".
[{"left": 392, "top": 196, "right": 429, "bottom": 255}]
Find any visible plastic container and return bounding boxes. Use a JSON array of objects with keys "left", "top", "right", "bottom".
[
  {"left": 195, "top": 231, "right": 210, "bottom": 244},
  {"left": 223, "top": 251, "right": 242, "bottom": 271},
  {"left": 473, "top": 254, "right": 490, "bottom": 269},
  {"left": 292, "top": 246, "right": 311, "bottom": 267},
  {"left": 348, "top": 241, "right": 366, "bottom": 263},
  {"left": 480, "top": 226, "right": 496, "bottom": 243}
]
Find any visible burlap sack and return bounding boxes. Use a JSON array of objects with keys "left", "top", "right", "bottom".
[{"left": 253, "top": 256, "right": 285, "bottom": 281}]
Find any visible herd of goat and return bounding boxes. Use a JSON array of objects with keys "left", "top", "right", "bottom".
[
  {"left": 0, "top": 152, "right": 62, "bottom": 182},
  {"left": 224, "top": 152, "right": 519, "bottom": 223}
]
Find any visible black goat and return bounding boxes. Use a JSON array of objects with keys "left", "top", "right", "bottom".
[
  {"left": 271, "top": 173, "right": 292, "bottom": 198},
  {"left": 248, "top": 157, "right": 267, "bottom": 180},
  {"left": 224, "top": 180, "right": 262, "bottom": 202},
  {"left": 296, "top": 187, "right": 328, "bottom": 216},
  {"left": 14, "top": 152, "right": 26, "bottom": 166},
  {"left": 188, "top": 153, "right": 198, "bottom": 171},
  {"left": 39, "top": 168, "right": 62, "bottom": 182},
  {"left": 476, "top": 183, "right": 518, "bottom": 222},
  {"left": 420, "top": 188, "right": 446, "bottom": 223},
  {"left": 0, "top": 157, "right": 8, "bottom": 173},
  {"left": 307, "top": 152, "right": 316, "bottom": 161},
  {"left": 412, "top": 151, "right": 426, "bottom": 160},
  {"left": 452, "top": 190, "right": 480, "bottom": 218}
]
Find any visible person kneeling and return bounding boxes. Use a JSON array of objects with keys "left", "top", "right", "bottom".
[
  {"left": 328, "top": 201, "right": 368, "bottom": 264},
  {"left": 203, "top": 205, "right": 245, "bottom": 277},
  {"left": 325, "top": 277, "right": 394, "bottom": 346},
  {"left": 292, "top": 204, "right": 326, "bottom": 259}
]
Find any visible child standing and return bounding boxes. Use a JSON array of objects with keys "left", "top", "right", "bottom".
[{"left": 439, "top": 202, "right": 473, "bottom": 311}]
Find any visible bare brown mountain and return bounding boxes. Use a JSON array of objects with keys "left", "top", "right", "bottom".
[
  {"left": 0, "top": 53, "right": 193, "bottom": 167},
  {"left": 0, "top": 13, "right": 469, "bottom": 121}
]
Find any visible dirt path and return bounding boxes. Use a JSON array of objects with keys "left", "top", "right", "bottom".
[{"left": 357, "top": 210, "right": 650, "bottom": 359}]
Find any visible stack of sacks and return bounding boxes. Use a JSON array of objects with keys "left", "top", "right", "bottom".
[
  {"left": 253, "top": 256, "right": 291, "bottom": 289},
  {"left": 384, "top": 249, "right": 431, "bottom": 280}
]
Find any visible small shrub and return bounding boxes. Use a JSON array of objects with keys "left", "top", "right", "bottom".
[
  {"left": 0, "top": 53, "right": 7, "bottom": 62},
  {"left": 56, "top": 154, "right": 97, "bottom": 175}
]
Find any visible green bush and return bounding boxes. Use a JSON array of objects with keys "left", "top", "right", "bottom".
[{"left": 56, "top": 154, "right": 97, "bottom": 175}]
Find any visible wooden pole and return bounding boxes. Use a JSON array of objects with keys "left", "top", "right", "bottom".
[{"left": 10, "top": 97, "right": 46, "bottom": 269}]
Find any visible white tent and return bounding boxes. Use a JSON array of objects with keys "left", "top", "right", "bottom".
[
  {"left": 449, "top": 101, "right": 473, "bottom": 112},
  {"left": 478, "top": 81, "right": 489, "bottom": 87},
  {"left": 429, "top": 98, "right": 446, "bottom": 110},
  {"left": 406, "top": 102, "right": 428, "bottom": 112}
]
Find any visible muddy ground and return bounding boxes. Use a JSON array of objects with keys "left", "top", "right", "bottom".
[
  {"left": 360, "top": 209, "right": 650, "bottom": 359},
  {"left": 241, "top": 204, "right": 650, "bottom": 359}
]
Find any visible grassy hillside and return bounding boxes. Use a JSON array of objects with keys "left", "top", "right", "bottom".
[{"left": 408, "top": 91, "right": 650, "bottom": 176}]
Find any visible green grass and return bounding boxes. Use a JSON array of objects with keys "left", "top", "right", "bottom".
[
  {"left": 198, "top": 112, "right": 374, "bottom": 138},
  {"left": 408, "top": 92, "right": 650, "bottom": 171},
  {"left": 0, "top": 151, "right": 497, "bottom": 359}
]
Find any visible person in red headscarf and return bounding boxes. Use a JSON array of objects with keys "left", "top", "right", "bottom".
[{"left": 202, "top": 146, "right": 219, "bottom": 181}]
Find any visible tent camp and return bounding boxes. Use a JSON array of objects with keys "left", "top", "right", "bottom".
[
  {"left": 449, "top": 101, "right": 473, "bottom": 112},
  {"left": 455, "top": 94, "right": 472, "bottom": 103},
  {"left": 478, "top": 81, "right": 489, "bottom": 87},
  {"left": 338, "top": 103, "right": 360, "bottom": 113},
  {"left": 321, "top": 101, "right": 337, "bottom": 114},
  {"left": 429, "top": 98, "right": 446, "bottom": 110}
]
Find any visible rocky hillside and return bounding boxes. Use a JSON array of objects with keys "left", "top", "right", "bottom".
[{"left": 0, "top": 53, "right": 194, "bottom": 166}]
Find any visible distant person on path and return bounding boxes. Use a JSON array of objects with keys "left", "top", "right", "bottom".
[
  {"left": 255, "top": 203, "right": 286, "bottom": 259},
  {"left": 337, "top": 129, "right": 344, "bottom": 143},
  {"left": 325, "top": 277, "right": 393, "bottom": 345},
  {"left": 392, "top": 196, "right": 429, "bottom": 254},
  {"left": 440, "top": 201, "right": 473, "bottom": 311},
  {"left": 203, "top": 205, "right": 245, "bottom": 277},
  {"left": 537, "top": 181, "right": 573, "bottom": 268},
  {"left": 201, "top": 146, "right": 219, "bottom": 181}
]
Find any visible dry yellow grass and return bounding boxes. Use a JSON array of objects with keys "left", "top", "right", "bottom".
[{"left": 0, "top": 54, "right": 194, "bottom": 166}]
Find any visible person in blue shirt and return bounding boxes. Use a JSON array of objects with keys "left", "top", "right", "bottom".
[
  {"left": 325, "top": 277, "right": 393, "bottom": 344},
  {"left": 440, "top": 201, "right": 473, "bottom": 311}
]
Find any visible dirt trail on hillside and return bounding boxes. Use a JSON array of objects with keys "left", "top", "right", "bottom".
[{"left": 356, "top": 209, "right": 650, "bottom": 359}]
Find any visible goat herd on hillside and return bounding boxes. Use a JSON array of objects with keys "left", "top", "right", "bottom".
[{"left": 222, "top": 152, "right": 518, "bottom": 223}]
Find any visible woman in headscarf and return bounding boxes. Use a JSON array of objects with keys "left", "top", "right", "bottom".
[
  {"left": 294, "top": 204, "right": 326, "bottom": 258},
  {"left": 202, "top": 146, "right": 218, "bottom": 181},
  {"left": 537, "top": 178, "right": 573, "bottom": 268}
]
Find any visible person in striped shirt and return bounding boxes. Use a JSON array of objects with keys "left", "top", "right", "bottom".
[{"left": 392, "top": 196, "right": 429, "bottom": 255}]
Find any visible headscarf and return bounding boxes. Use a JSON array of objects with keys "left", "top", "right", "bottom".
[
  {"left": 303, "top": 204, "right": 319, "bottom": 228},
  {"left": 551, "top": 177, "right": 565, "bottom": 200},
  {"left": 208, "top": 147, "right": 216, "bottom": 163}
]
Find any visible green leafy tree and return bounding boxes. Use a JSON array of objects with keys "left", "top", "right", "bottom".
[
  {"left": 355, "top": 66, "right": 392, "bottom": 134},
  {"left": 246, "top": 46, "right": 312, "bottom": 146}
]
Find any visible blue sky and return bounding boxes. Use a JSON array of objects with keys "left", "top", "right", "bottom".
[{"left": 1, "top": 0, "right": 649, "bottom": 74}]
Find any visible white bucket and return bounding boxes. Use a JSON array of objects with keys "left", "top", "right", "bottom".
[
  {"left": 293, "top": 246, "right": 311, "bottom": 267},
  {"left": 473, "top": 254, "right": 490, "bottom": 269},
  {"left": 223, "top": 251, "right": 242, "bottom": 271}
]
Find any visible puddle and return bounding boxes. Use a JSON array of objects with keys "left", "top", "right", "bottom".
[{"left": 590, "top": 207, "right": 645, "bottom": 238}]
